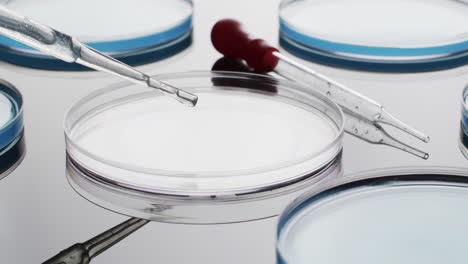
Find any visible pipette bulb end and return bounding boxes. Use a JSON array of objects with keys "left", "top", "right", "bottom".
[
  {"left": 211, "top": 19, "right": 279, "bottom": 72},
  {"left": 211, "top": 19, "right": 246, "bottom": 57}
]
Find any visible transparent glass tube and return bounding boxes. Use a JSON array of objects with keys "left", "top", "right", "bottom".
[{"left": 273, "top": 52, "right": 430, "bottom": 143}]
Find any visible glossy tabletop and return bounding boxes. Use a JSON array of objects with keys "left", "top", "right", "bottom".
[{"left": 0, "top": 0, "right": 467, "bottom": 263}]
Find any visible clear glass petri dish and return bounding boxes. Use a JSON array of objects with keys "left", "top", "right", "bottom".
[
  {"left": 64, "top": 71, "right": 345, "bottom": 223},
  {"left": 277, "top": 167, "right": 468, "bottom": 264},
  {"left": 0, "top": 80, "right": 24, "bottom": 180},
  {"left": 0, "top": 0, "right": 193, "bottom": 70},
  {"left": 279, "top": 0, "right": 468, "bottom": 72},
  {"left": 461, "top": 85, "right": 468, "bottom": 159}
]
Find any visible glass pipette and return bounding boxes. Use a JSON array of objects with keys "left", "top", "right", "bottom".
[
  {"left": 43, "top": 217, "right": 149, "bottom": 264},
  {"left": 0, "top": 6, "right": 197, "bottom": 106},
  {"left": 211, "top": 19, "right": 430, "bottom": 143},
  {"left": 211, "top": 57, "right": 429, "bottom": 159}
]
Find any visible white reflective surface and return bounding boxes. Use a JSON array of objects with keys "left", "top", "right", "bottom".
[{"left": 0, "top": 0, "right": 467, "bottom": 263}]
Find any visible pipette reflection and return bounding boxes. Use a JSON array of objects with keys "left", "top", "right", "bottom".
[
  {"left": 212, "top": 57, "right": 429, "bottom": 159},
  {"left": 42, "top": 218, "right": 149, "bottom": 264},
  {"left": 211, "top": 57, "right": 278, "bottom": 93}
]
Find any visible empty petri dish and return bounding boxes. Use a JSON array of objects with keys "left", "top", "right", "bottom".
[
  {"left": 461, "top": 85, "right": 468, "bottom": 159},
  {"left": 0, "top": 80, "right": 24, "bottom": 180},
  {"left": 277, "top": 167, "right": 468, "bottom": 264},
  {"left": 0, "top": 0, "right": 193, "bottom": 70},
  {"left": 279, "top": 0, "right": 468, "bottom": 72},
  {"left": 64, "top": 71, "right": 345, "bottom": 223}
]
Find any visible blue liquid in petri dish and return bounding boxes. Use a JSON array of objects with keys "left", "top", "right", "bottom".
[
  {"left": 0, "top": 81, "right": 24, "bottom": 179},
  {"left": 277, "top": 175, "right": 468, "bottom": 264},
  {"left": 0, "top": 0, "right": 194, "bottom": 70},
  {"left": 0, "top": 81, "right": 23, "bottom": 152},
  {"left": 279, "top": 0, "right": 468, "bottom": 72}
]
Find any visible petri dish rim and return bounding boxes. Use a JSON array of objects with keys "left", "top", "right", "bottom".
[
  {"left": 65, "top": 152, "right": 344, "bottom": 224},
  {"left": 0, "top": 131, "right": 26, "bottom": 181},
  {"left": 63, "top": 71, "right": 345, "bottom": 193},
  {"left": 64, "top": 71, "right": 345, "bottom": 178},
  {"left": 278, "top": 0, "right": 468, "bottom": 72},
  {"left": 0, "top": 79, "right": 24, "bottom": 151},
  {"left": 462, "top": 84, "right": 468, "bottom": 120},
  {"left": 0, "top": 0, "right": 194, "bottom": 70},
  {"left": 276, "top": 166, "right": 468, "bottom": 264},
  {"left": 279, "top": 0, "right": 468, "bottom": 51},
  {"left": 460, "top": 84, "right": 468, "bottom": 158}
]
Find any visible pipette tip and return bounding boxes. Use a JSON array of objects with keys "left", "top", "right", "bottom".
[
  {"left": 147, "top": 78, "right": 198, "bottom": 106},
  {"left": 378, "top": 125, "right": 430, "bottom": 160},
  {"left": 422, "top": 135, "right": 431, "bottom": 143},
  {"left": 385, "top": 139, "right": 430, "bottom": 160},
  {"left": 177, "top": 90, "right": 198, "bottom": 107}
]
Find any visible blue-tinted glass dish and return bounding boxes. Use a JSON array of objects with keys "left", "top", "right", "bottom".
[
  {"left": 277, "top": 168, "right": 468, "bottom": 264},
  {"left": 0, "top": 0, "right": 193, "bottom": 70},
  {"left": 0, "top": 80, "right": 24, "bottom": 178},
  {"left": 279, "top": 0, "right": 468, "bottom": 72}
]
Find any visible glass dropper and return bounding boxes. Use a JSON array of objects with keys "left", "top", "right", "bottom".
[
  {"left": 42, "top": 218, "right": 149, "bottom": 264},
  {"left": 211, "top": 57, "right": 429, "bottom": 159},
  {"left": 211, "top": 19, "right": 430, "bottom": 143},
  {"left": 0, "top": 6, "right": 197, "bottom": 106}
]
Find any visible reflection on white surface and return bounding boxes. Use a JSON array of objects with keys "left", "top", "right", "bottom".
[{"left": 279, "top": 185, "right": 468, "bottom": 264}]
